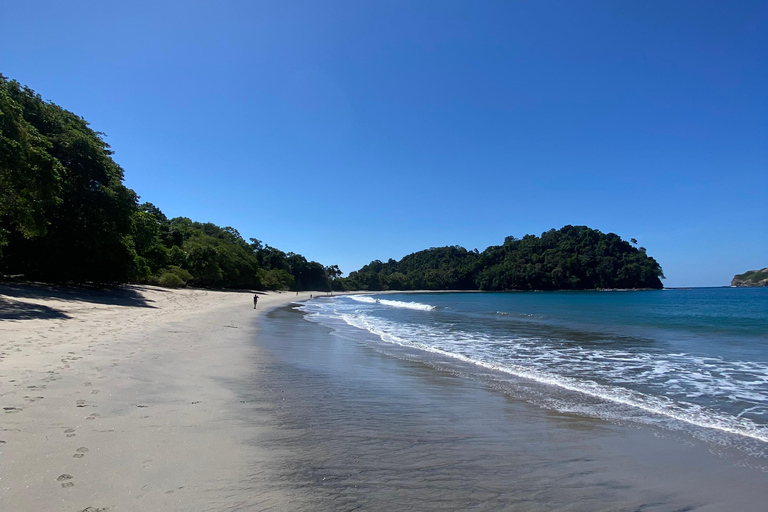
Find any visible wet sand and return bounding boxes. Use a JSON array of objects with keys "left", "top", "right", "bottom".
[
  {"left": 3, "top": 284, "right": 768, "bottom": 511},
  {"left": 247, "top": 305, "right": 768, "bottom": 511}
]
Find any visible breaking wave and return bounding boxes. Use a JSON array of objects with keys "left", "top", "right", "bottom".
[{"left": 349, "top": 295, "right": 437, "bottom": 311}]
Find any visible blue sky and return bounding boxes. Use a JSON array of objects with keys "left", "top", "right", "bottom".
[{"left": 2, "top": 0, "right": 766, "bottom": 286}]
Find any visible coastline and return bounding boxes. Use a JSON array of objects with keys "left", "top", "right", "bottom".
[
  {"left": 251, "top": 303, "right": 768, "bottom": 511},
  {"left": 3, "top": 284, "right": 768, "bottom": 510},
  {"left": 0, "top": 282, "right": 317, "bottom": 511}
]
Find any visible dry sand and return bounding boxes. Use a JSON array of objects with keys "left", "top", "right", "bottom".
[{"left": 0, "top": 282, "right": 317, "bottom": 511}]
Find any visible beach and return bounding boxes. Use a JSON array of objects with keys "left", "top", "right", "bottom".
[
  {"left": 3, "top": 284, "right": 768, "bottom": 511},
  {"left": 0, "top": 283, "right": 313, "bottom": 511}
]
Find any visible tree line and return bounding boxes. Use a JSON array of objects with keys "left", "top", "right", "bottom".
[
  {"left": 341, "top": 226, "right": 664, "bottom": 291},
  {"left": 1, "top": 74, "right": 664, "bottom": 292},
  {"left": 0, "top": 75, "right": 338, "bottom": 290}
]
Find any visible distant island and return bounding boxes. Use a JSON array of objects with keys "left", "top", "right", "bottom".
[
  {"left": 0, "top": 75, "right": 663, "bottom": 292},
  {"left": 343, "top": 226, "right": 664, "bottom": 291},
  {"left": 731, "top": 268, "right": 768, "bottom": 287}
]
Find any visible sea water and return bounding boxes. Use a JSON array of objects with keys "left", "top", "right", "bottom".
[{"left": 299, "top": 288, "right": 768, "bottom": 458}]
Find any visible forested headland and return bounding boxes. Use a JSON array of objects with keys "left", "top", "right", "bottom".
[
  {"left": 1, "top": 75, "right": 664, "bottom": 292},
  {"left": 0, "top": 75, "right": 338, "bottom": 290},
  {"left": 731, "top": 268, "right": 768, "bottom": 287},
  {"left": 341, "top": 226, "right": 664, "bottom": 291}
]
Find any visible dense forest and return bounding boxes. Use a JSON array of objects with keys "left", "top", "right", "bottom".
[
  {"left": 1, "top": 75, "right": 664, "bottom": 292},
  {"left": 0, "top": 75, "right": 338, "bottom": 290},
  {"left": 342, "top": 226, "right": 664, "bottom": 291}
]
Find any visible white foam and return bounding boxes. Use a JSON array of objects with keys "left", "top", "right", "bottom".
[
  {"left": 297, "top": 297, "right": 768, "bottom": 445},
  {"left": 349, "top": 295, "right": 437, "bottom": 311},
  {"left": 335, "top": 312, "right": 768, "bottom": 444}
]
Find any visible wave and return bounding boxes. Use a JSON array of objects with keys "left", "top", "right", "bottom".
[
  {"left": 494, "top": 311, "right": 544, "bottom": 319},
  {"left": 349, "top": 295, "right": 437, "bottom": 311},
  {"left": 335, "top": 312, "right": 768, "bottom": 445}
]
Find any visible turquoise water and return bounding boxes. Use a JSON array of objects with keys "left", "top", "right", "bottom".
[{"left": 300, "top": 288, "right": 768, "bottom": 452}]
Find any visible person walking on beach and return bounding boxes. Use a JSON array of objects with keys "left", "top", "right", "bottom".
[{"left": 253, "top": 294, "right": 258, "bottom": 309}]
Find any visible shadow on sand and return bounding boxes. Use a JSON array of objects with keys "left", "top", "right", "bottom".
[
  {"left": 0, "top": 297, "right": 72, "bottom": 321},
  {"left": 0, "top": 280, "right": 157, "bottom": 318}
]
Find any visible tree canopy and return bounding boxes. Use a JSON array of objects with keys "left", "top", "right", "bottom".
[
  {"left": 1, "top": 75, "right": 665, "bottom": 293},
  {"left": 0, "top": 75, "right": 334, "bottom": 290},
  {"left": 343, "top": 226, "right": 664, "bottom": 291}
]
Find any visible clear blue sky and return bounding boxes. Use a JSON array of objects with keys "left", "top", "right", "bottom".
[{"left": 3, "top": 0, "right": 766, "bottom": 286}]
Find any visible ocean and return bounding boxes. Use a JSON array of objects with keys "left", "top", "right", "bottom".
[
  {"left": 244, "top": 288, "right": 768, "bottom": 510},
  {"left": 298, "top": 288, "right": 768, "bottom": 460}
]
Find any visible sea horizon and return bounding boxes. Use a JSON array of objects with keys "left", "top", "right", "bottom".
[
  {"left": 243, "top": 288, "right": 768, "bottom": 510},
  {"left": 299, "top": 288, "right": 768, "bottom": 456}
]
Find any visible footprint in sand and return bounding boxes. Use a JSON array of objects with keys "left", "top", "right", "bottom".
[
  {"left": 91, "top": 390, "right": 100, "bottom": 395},
  {"left": 64, "top": 428, "right": 76, "bottom": 437},
  {"left": 57, "top": 474, "right": 74, "bottom": 488},
  {"left": 86, "top": 413, "right": 99, "bottom": 420},
  {"left": 73, "top": 447, "right": 89, "bottom": 458},
  {"left": 76, "top": 400, "right": 87, "bottom": 408},
  {"left": 3, "top": 407, "right": 22, "bottom": 413}
]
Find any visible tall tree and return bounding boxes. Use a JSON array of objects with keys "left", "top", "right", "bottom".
[{"left": 0, "top": 76, "right": 63, "bottom": 253}]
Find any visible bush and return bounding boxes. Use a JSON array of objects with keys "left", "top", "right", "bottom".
[
  {"left": 158, "top": 272, "right": 185, "bottom": 288},
  {"left": 258, "top": 268, "right": 294, "bottom": 290},
  {"left": 167, "top": 265, "right": 193, "bottom": 283}
]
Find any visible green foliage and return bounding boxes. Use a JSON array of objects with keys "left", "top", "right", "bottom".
[
  {"left": 258, "top": 268, "right": 295, "bottom": 290},
  {"left": 345, "top": 226, "right": 664, "bottom": 291},
  {"left": 0, "top": 74, "right": 339, "bottom": 290},
  {"left": 3, "top": 76, "right": 657, "bottom": 293},
  {"left": 732, "top": 268, "right": 768, "bottom": 286},
  {"left": 0, "top": 74, "right": 137, "bottom": 283},
  {"left": 168, "top": 245, "right": 187, "bottom": 267},
  {"left": 0, "top": 78, "right": 63, "bottom": 250},
  {"left": 166, "top": 265, "right": 193, "bottom": 283},
  {"left": 158, "top": 271, "right": 185, "bottom": 288}
]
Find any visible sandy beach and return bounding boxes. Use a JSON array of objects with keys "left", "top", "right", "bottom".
[
  {"left": 0, "top": 282, "right": 315, "bottom": 511},
  {"left": 4, "top": 283, "right": 768, "bottom": 512}
]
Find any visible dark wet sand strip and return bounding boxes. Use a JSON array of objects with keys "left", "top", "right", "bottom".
[{"left": 243, "top": 305, "right": 768, "bottom": 511}]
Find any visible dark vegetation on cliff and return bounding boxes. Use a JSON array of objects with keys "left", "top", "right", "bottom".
[
  {"left": 0, "top": 75, "right": 337, "bottom": 289},
  {"left": 731, "top": 268, "right": 768, "bottom": 287},
  {"left": 1, "top": 75, "right": 663, "bottom": 291},
  {"left": 342, "top": 226, "right": 664, "bottom": 291}
]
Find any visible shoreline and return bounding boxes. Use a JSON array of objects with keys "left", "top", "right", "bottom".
[
  {"left": 0, "top": 282, "right": 316, "bottom": 510},
  {"left": 3, "top": 283, "right": 768, "bottom": 510},
  {"left": 253, "top": 303, "right": 768, "bottom": 511}
]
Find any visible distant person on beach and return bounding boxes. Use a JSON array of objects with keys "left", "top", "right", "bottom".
[
  {"left": 310, "top": 294, "right": 313, "bottom": 299},
  {"left": 253, "top": 295, "right": 258, "bottom": 309}
]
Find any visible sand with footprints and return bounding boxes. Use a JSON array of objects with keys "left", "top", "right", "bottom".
[{"left": 1, "top": 283, "right": 309, "bottom": 511}]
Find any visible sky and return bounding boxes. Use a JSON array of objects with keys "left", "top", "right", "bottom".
[{"left": 2, "top": 0, "right": 766, "bottom": 286}]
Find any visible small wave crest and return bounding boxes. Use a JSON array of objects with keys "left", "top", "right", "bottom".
[
  {"left": 349, "top": 295, "right": 437, "bottom": 311},
  {"left": 335, "top": 313, "right": 768, "bottom": 445},
  {"left": 494, "top": 311, "right": 543, "bottom": 319}
]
